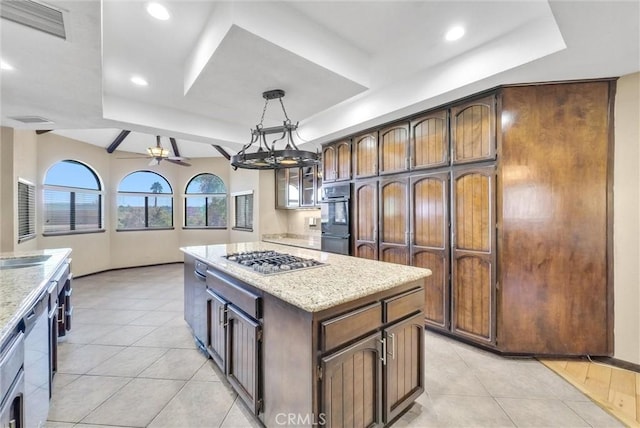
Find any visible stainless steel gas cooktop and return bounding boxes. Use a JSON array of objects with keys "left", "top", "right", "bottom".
[{"left": 223, "top": 250, "right": 325, "bottom": 275}]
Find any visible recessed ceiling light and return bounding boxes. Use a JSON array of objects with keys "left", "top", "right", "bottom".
[
  {"left": 1, "top": 59, "right": 14, "bottom": 71},
  {"left": 146, "top": 2, "right": 170, "bottom": 20},
  {"left": 131, "top": 75, "right": 148, "bottom": 86},
  {"left": 445, "top": 26, "right": 465, "bottom": 42}
]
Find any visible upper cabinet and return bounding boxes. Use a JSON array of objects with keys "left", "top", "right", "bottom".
[
  {"left": 322, "top": 140, "right": 351, "bottom": 183},
  {"left": 353, "top": 132, "right": 378, "bottom": 178},
  {"left": 275, "top": 166, "right": 321, "bottom": 209},
  {"left": 379, "top": 122, "right": 409, "bottom": 175},
  {"left": 451, "top": 95, "right": 496, "bottom": 164},
  {"left": 410, "top": 109, "right": 449, "bottom": 170}
]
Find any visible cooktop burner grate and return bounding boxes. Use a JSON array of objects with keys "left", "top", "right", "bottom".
[{"left": 223, "top": 250, "right": 326, "bottom": 275}]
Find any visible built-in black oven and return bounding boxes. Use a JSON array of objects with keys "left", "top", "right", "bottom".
[{"left": 320, "top": 184, "right": 351, "bottom": 255}]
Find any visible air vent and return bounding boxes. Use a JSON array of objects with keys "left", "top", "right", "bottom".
[
  {"left": 0, "top": 0, "right": 65, "bottom": 39},
  {"left": 9, "top": 115, "right": 54, "bottom": 124}
]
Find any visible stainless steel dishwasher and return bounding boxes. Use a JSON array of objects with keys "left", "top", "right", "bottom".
[
  {"left": 23, "top": 295, "right": 49, "bottom": 428},
  {"left": 0, "top": 331, "right": 25, "bottom": 428}
]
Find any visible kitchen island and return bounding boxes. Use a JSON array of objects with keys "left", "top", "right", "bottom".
[
  {"left": 0, "top": 248, "right": 73, "bottom": 428},
  {"left": 181, "top": 242, "right": 431, "bottom": 427}
]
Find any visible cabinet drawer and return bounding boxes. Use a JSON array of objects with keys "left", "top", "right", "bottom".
[
  {"left": 207, "top": 269, "right": 261, "bottom": 319},
  {"left": 321, "top": 303, "right": 382, "bottom": 352},
  {"left": 383, "top": 287, "right": 424, "bottom": 324}
]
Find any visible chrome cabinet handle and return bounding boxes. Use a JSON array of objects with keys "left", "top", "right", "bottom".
[
  {"left": 218, "top": 305, "right": 224, "bottom": 326},
  {"left": 389, "top": 333, "right": 396, "bottom": 360},
  {"left": 379, "top": 338, "right": 387, "bottom": 366}
]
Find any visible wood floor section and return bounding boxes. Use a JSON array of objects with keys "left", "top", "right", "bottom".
[{"left": 540, "top": 359, "right": 640, "bottom": 427}]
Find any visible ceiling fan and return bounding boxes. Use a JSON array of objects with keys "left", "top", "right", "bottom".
[
  {"left": 113, "top": 133, "right": 191, "bottom": 167},
  {"left": 147, "top": 136, "right": 191, "bottom": 167}
]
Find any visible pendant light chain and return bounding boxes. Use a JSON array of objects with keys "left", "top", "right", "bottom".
[
  {"left": 279, "top": 97, "right": 291, "bottom": 123},
  {"left": 258, "top": 98, "right": 269, "bottom": 129}
]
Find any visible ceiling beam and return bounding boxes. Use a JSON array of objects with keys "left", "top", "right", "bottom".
[
  {"left": 169, "top": 137, "right": 180, "bottom": 157},
  {"left": 106, "top": 130, "right": 131, "bottom": 153},
  {"left": 211, "top": 144, "right": 231, "bottom": 160}
]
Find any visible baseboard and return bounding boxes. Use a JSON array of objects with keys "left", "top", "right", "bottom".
[{"left": 593, "top": 356, "right": 640, "bottom": 373}]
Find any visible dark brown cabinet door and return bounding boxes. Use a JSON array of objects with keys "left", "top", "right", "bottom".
[
  {"left": 323, "top": 145, "right": 337, "bottom": 182},
  {"left": 336, "top": 140, "right": 352, "bottom": 181},
  {"left": 379, "top": 178, "right": 409, "bottom": 265},
  {"left": 497, "top": 82, "right": 612, "bottom": 355},
  {"left": 451, "top": 95, "right": 496, "bottom": 164},
  {"left": 410, "top": 173, "right": 449, "bottom": 330},
  {"left": 321, "top": 333, "right": 383, "bottom": 428},
  {"left": 383, "top": 313, "right": 425, "bottom": 423},
  {"left": 206, "top": 289, "right": 227, "bottom": 371},
  {"left": 379, "top": 122, "right": 409, "bottom": 175},
  {"left": 354, "top": 132, "right": 378, "bottom": 178},
  {"left": 227, "top": 305, "right": 262, "bottom": 415},
  {"left": 354, "top": 181, "right": 378, "bottom": 260},
  {"left": 410, "top": 110, "right": 449, "bottom": 170},
  {"left": 451, "top": 166, "right": 496, "bottom": 344}
]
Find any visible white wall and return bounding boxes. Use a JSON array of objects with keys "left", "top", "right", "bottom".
[
  {"left": 286, "top": 209, "right": 321, "bottom": 237},
  {"left": 0, "top": 131, "right": 287, "bottom": 276},
  {"left": 613, "top": 71, "right": 640, "bottom": 365}
]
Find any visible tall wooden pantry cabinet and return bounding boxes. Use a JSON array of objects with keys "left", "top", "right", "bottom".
[{"left": 338, "top": 80, "right": 614, "bottom": 356}]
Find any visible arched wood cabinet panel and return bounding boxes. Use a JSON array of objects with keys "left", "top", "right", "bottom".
[
  {"left": 323, "top": 140, "right": 351, "bottom": 183},
  {"left": 354, "top": 181, "right": 378, "bottom": 260},
  {"left": 451, "top": 95, "right": 496, "bottom": 164},
  {"left": 336, "top": 141, "right": 352, "bottom": 181},
  {"left": 379, "top": 178, "right": 409, "bottom": 265},
  {"left": 354, "top": 132, "right": 378, "bottom": 178},
  {"left": 379, "top": 122, "right": 409, "bottom": 175},
  {"left": 322, "top": 145, "right": 337, "bottom": 182},
  {"left": 451, "top": 166, "right": 496, "bottom": 344},
  {"left": 410, "top": 172, "right": 449, "bottom": 330},
  {"left": 452, "top": 256, "right": 493, "bottom": 341},
  {"left": 410, "top": 109, "right": 449, "bottom": 170}
]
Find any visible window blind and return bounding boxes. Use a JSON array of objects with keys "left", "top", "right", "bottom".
[
  {"left": 18, "top": 180, "right": 35, "bottom": 242},
  {"left": 234, "top": 194, "right": 253, "bottom": 230}
]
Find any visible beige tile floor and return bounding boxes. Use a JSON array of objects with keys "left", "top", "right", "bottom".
[{"left": 44, "top": 264, "right": 623, "bottom": 428}]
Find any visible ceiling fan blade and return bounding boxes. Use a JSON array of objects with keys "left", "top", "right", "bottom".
[
  {"left": 169, "top": 137, "right": 181, "bottom": 157},
  {"left": 106, "top": 130, "right": 131, "bottom": 153},
  {"left": 166, "top": 159, "right": 191, "bottom": 167}
]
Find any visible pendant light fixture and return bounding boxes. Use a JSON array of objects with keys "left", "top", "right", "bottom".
[{"left": 230, "top": 89, "right": 320, "bottom": 170}]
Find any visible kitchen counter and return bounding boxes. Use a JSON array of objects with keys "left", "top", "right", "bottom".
[
  {"left": 180, "top": 241, "right": 431, "bottom": 312},
  {"left": 0, "top": 248, "right": 72, "bottom": 344},
  {"left": 261, "top": 234, "right": 321, "bottom": 251}
]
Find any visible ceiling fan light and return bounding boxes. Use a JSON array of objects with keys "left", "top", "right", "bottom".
[{"left": 148, "top": 146, "right": 169, "bottom": 157}]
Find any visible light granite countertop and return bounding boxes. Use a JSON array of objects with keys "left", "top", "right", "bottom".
[
  {"left": 0, "top": 248, "right": 72, "bottom": 345},
  {"left": 180, "top": 242, "right": 431, "bottom": 313},
  {"left": 261, "top": 235, "right": 321, "bottom": 251}
]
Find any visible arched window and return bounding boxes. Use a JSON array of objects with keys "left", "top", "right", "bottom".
[
  {"left": 117, "top": 170, "right": 173, "bottom": 230},
  {"left": 184, "top": 173, "right": 227, "bottom": 228},
  {"left": 43, "top": 160, "right": 103, "bottom": 234}
]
